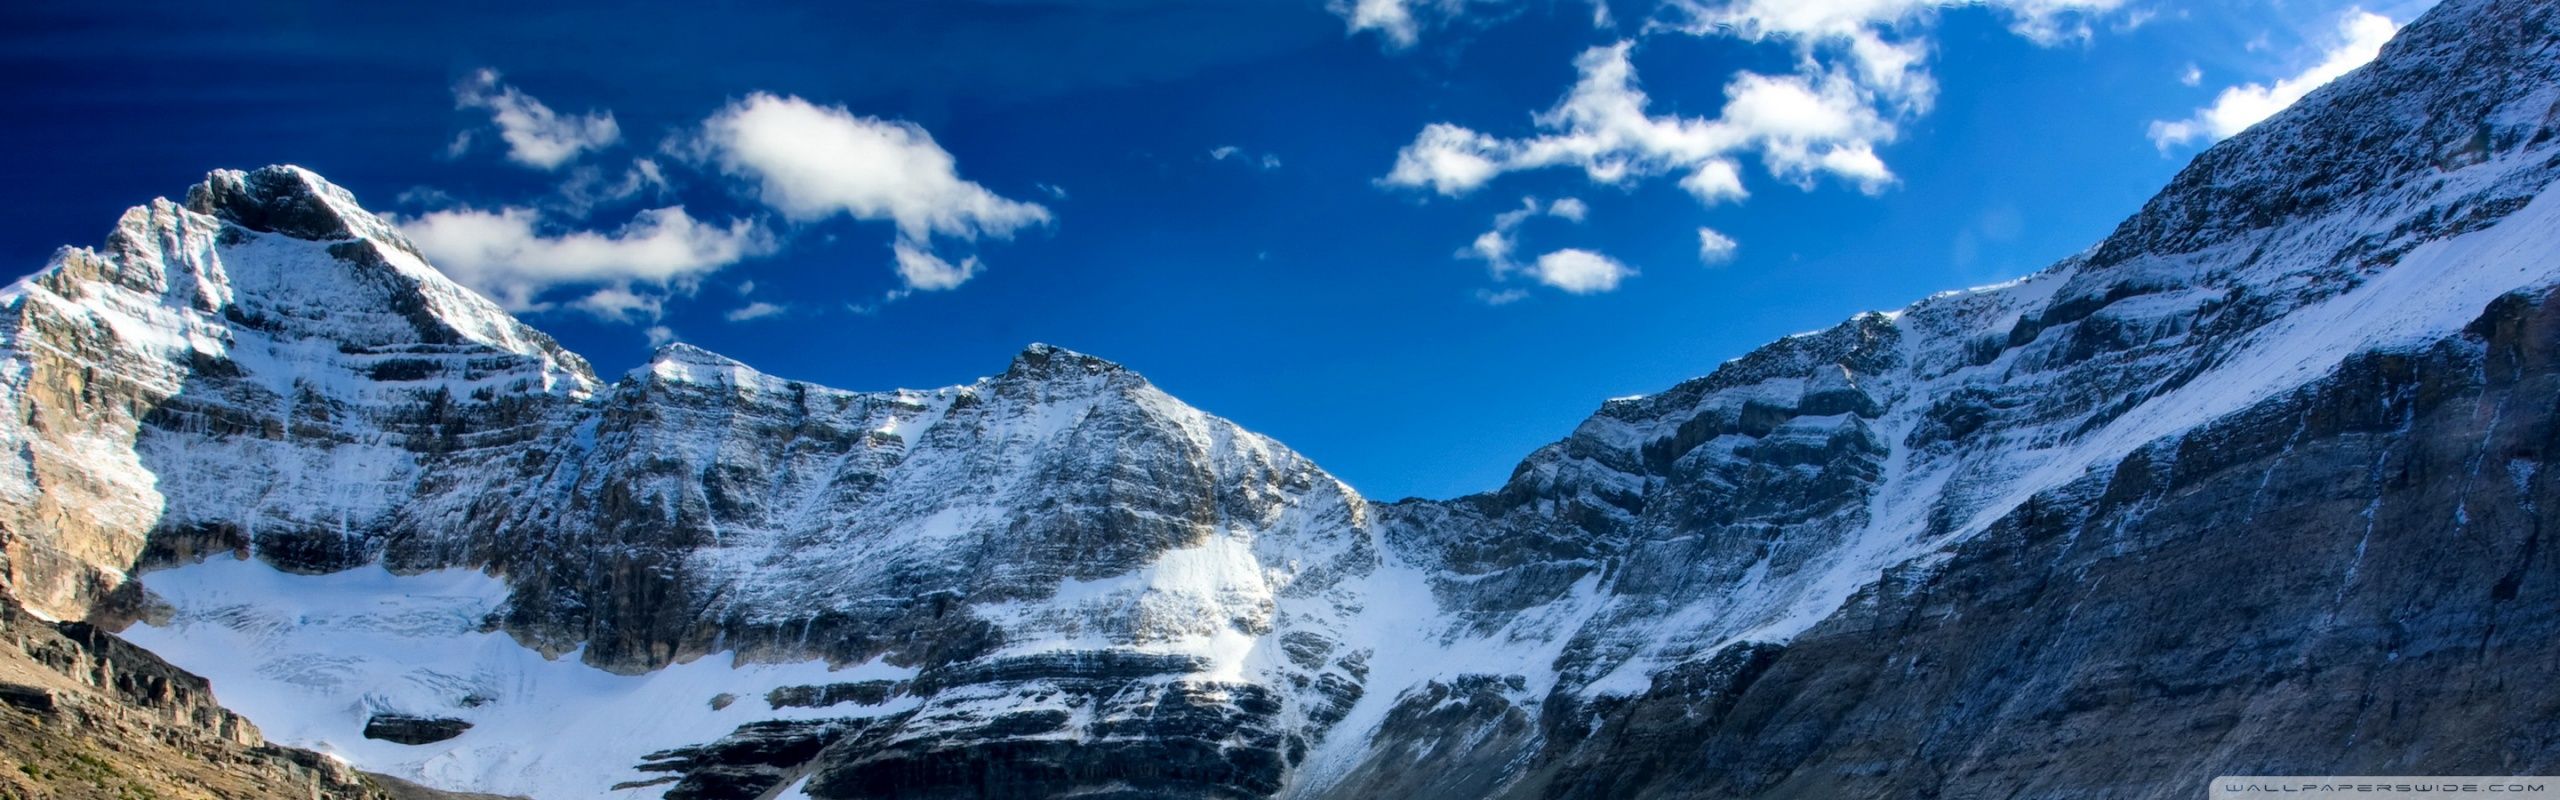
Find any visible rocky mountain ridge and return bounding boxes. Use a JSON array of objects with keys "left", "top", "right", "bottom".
[{"left": 1, "top": 0, "right": 2557, "bottom": 797}]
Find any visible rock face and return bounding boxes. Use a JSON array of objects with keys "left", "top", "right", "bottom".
[{"left": 0, "top": 0, "right": 2557, "bottom": 797}]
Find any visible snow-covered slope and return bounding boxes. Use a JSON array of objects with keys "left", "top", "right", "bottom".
[{"left": 4, "top": 0, "right": 2559, "bottom": 798}]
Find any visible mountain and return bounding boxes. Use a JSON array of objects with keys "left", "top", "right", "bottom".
[{"left": 2, "top": 0, "right": 2558, "bottom": 797}]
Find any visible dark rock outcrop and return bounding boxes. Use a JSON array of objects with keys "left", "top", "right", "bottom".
[
  {"left": 638, "top": 719, "right": 867, "bottom": 800},
  {"left": 767, "top": 681, "right": 901, "bottom": 710},
  {"left": 363, "top": 713, "right": 473, "bottom": 745}
]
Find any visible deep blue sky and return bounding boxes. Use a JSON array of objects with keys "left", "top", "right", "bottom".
[{"left": 0, "top": 0, "right": 2433, "bottom": 500}]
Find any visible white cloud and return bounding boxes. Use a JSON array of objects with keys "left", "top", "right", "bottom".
[
  {"left": 1468, "top": 228, "right": 1516, "bottom": 265},
  {"left": 635, "top": 159, "right": 667, "bottom": 188},
  {"left": 2148, "top": 9, "right": 2398, "bottom": 150},
  {"left": 694, "top": 93, "right": 1049, "bottom": 240},
  {"left": 691, "top": 93, "right": 1049, "bottom": 294},
  {"left": 399, "top": 205, "right": 772, "bottom": 312},
  {"left": 1657, "top": 0, "right": 2125, "bottom": 47},
  {"left": 1811, "top": 142, "right": 1893, "bottom": 193},
  {"left": 724, "top": 301, "right": 787, "bottom": 322},
  {"left": 645, "top": 325, "right": 678, "bottom": 347},
  {"left": 1697, "top": 227, "right": 1739, "bottom": 264},
  {"left": 1640, "top": 0, "right": 2129, "bottom": 125},
  {"left": 1528, "top": 248, "right": 1634, "bottom": 293},
  {"left": 1384, "top": 124, "right": 1511, "bottom": 195},
  {"left": 1461, "top": 197, "right": 1633, "bottom": 301},
  {"left": 1383, "top": 42, "right": 1902, "bottom": 204},
  {"left": 1380, "top": 0, "right": 2133, "bottom": 222},
  {"left": 2179, "top": 62, "right": 2203, "bottom": 87},
  {"left": 1332, "top": 0, "right": 1427, "bottom": 47},
  {"left": 453, "top": 69, "right": 621, "bottom": 171},
  {"left": 1679, "top": 158, "right": 1749, "bottom": 205},
  {"left": 1212, "top": 145, "right": 1285, "bottom": 170},
  {"left": 570, "top": 285, "right": 664, "bottom": 322},
  {"left": 891, "top": 240, "right": 983, "bottom": 293},
  {"left": 1460, "top": 196, "right": 1589, "bottom": 273}
]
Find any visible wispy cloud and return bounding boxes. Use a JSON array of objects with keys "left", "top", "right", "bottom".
[
  {"left": 1461, "top": 197, "right": 1633, "bottom": 298},
  {"left": 1211, "top": 145, "right": 1284, "bottom": 170},
  {"left": 554, "top": 158, "right": 671, "bottom": 217},
  {"left": 452, "top": 69, "right": 621, "bottom": 171},
  {"left": 724, "top": 301, "right": 787, "bottom": 322},
  {"left": 2148, "top": 8, "right": 2398, "bottom": 150},
  {"left": 569, "top": 284, "right": 665, "bottom": 322},
  {"left": 398, "top": 205, "right": 771, "bottom": 313},
  {"left": 1461, "top": 196, "right": 1587, "bottom": 271}
]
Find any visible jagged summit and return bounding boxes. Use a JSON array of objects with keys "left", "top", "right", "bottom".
[
  {"left": 648, "top": 340, "right": 738, "bottom": 364},
  {"left": 6, "top": 165, "right": 597, "bottom": 394},
  {"left": 181, "top": 165, "right": 391, "bottom": 243},
  {"left": 1002, "top": 341, "right": 1134, "bottom": 382},
  {"left": 634, "top": 340, "right": 769, "bottom": 388}
]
